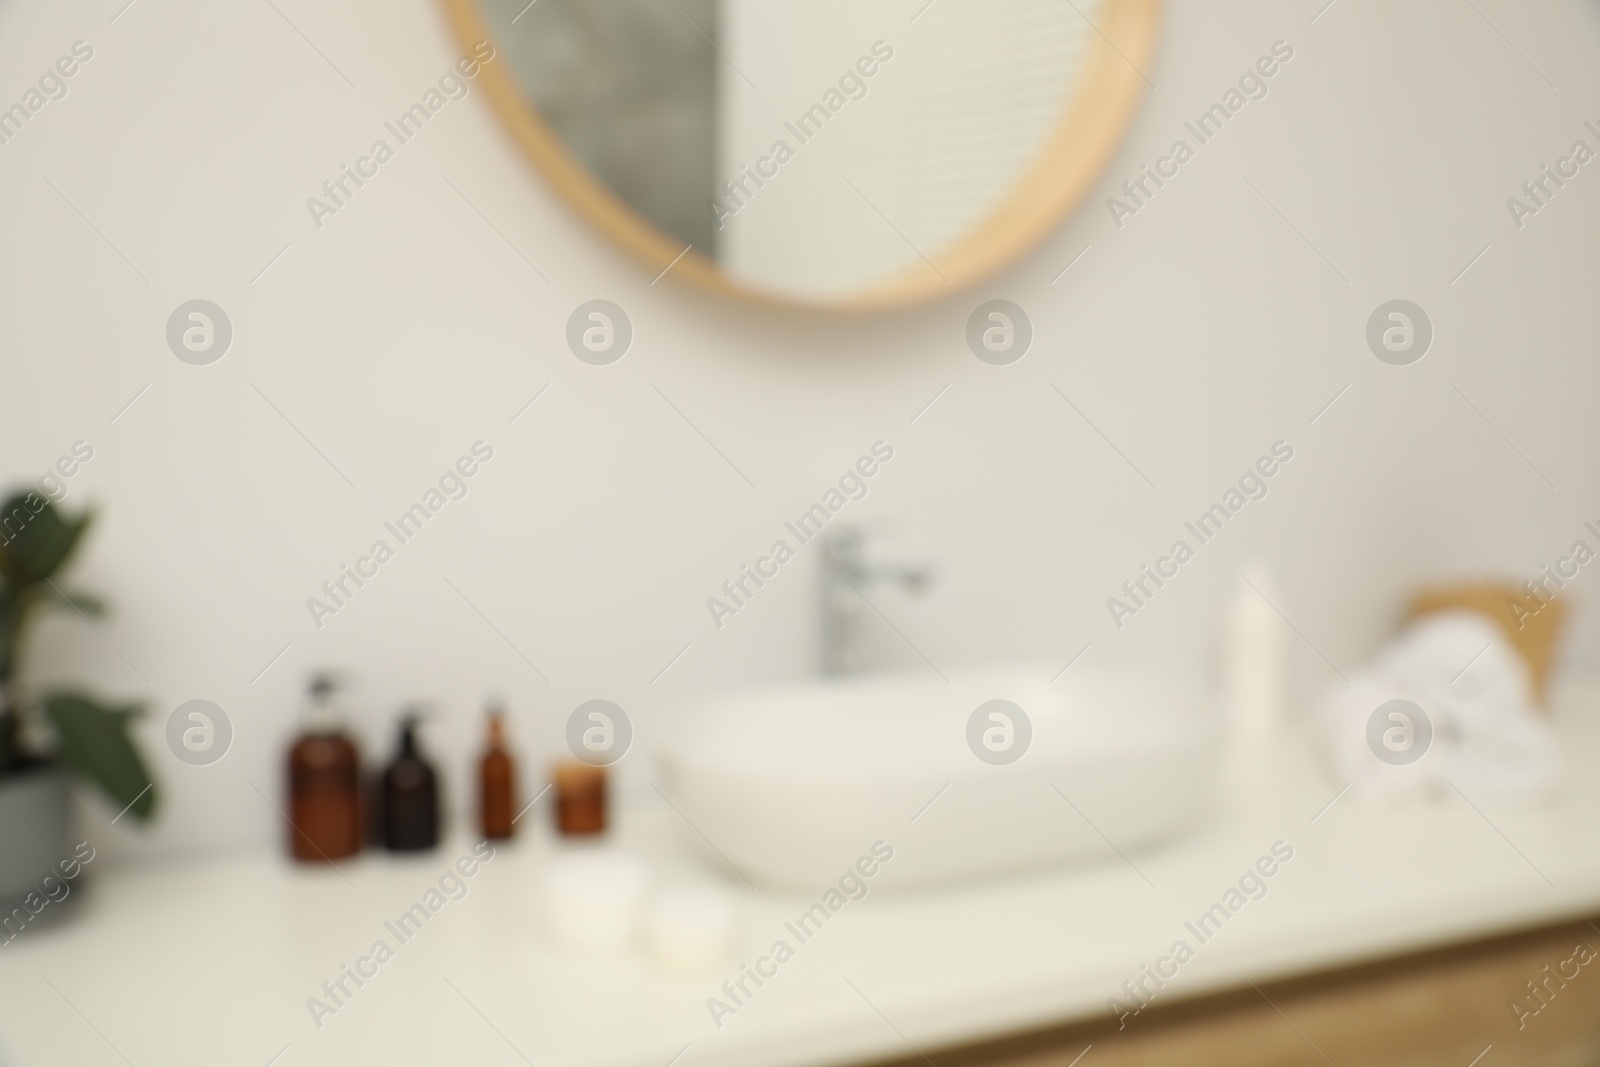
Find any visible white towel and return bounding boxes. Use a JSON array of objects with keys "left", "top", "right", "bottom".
[{"left": 1317, "top": 611, "right": 1561, "bottom": 805}]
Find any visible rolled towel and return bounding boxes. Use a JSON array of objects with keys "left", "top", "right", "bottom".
[{"left": 1317, "top": 611, "right": 1560, "bottom": 805}]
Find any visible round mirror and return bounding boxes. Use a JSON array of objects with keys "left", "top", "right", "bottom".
[{"left": 443, "top": 0, "right": 1159, "bottom": 309}]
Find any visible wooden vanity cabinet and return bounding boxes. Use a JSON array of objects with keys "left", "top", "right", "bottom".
[{"left": 867, "top": 918, "right": 1600, "bottom": 1067}]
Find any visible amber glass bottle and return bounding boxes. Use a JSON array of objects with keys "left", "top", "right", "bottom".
[
  {"left": 479, "top": 704, "right": 517, "bottom": 840},
  {"left": 380, "top": 713, "right": 439, "bottom": 851},
  {"left": 287, "top": 674, "right": 363, "bottom": 861}
]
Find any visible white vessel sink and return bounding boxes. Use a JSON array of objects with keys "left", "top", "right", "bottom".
[{"left": 656, "top": 664, "right": 1218, "bottom": 891}]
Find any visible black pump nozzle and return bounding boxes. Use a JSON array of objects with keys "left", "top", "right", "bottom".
[{"left": 395, "top": 706, "right": 431, "bottom": 756}]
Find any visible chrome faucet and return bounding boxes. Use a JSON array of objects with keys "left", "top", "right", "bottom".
[{"left": 820, "top": 526, "right": 932, "bottom": 675}]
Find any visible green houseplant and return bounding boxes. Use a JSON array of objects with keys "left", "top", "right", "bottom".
[{"left": 0, "top": 489, "right": 157, "bottom": 905}]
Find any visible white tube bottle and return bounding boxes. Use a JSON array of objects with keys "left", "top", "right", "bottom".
[{"left": 1223, "top": 561, "right": 1286, "bottom": 745}]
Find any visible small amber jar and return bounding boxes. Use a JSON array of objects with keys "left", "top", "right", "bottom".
[{"left": 554, "top": 761, "right": 607, "bottom": 836}]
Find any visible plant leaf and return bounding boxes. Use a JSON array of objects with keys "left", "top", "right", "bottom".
[
  {"left": 0, "top": 582, "right": 14, "bottom": 684},
  {"left": 45, "top": 589, "right": 106, "bottom": 618},
  {"left": 40, "top": 691, "right": 157, "bottom": 822},
  {"left": 0, "top": 494, "right": 93, "bottom": 587}
]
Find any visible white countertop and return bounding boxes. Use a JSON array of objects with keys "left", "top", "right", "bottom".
[{"left": 4, "top": 684, "right": 1600, "bottom": 1067}]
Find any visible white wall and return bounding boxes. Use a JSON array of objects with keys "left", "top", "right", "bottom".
[{"left": 3, "top": 0, "right": 1598, "bottom": 863}]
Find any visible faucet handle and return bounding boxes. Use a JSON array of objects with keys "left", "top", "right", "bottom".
[
  {"left": 822, "top": 525, "right": 864, "bottom": 557},
  {"left": 898, "top": 567, "right": 934, "bottom": 595},
  {"left": 827, "top": 526, "right": 933, "bottom": 592}
]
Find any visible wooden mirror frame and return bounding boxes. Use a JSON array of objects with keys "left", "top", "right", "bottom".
[{"left": 441, "top": 0, "right": 1162, "bottom": 311}]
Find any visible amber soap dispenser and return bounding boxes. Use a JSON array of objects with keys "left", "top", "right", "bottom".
[
  {"left": 479, "top": 702, "right": 517, "bottom": 840},
  {"left": 286, "top": 673, "right": 363, "bottom": 861}
]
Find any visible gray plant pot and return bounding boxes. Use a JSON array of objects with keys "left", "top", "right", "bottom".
[{"left": 0, "top": 765, "right": 72, "bottom": 908}]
